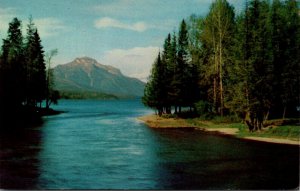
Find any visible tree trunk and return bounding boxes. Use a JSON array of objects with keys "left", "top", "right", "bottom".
[
  {"left": 264, "top": 110, "right": 269, "bottom": 123},
  {"left": 213, "top": 77, "right": 217, "bottom": 113},
  {"left": 219, "top": 39, "right": 223, "bottom": 117},
  {"left": 282, "top": 105, "right": 287, "bottom": 120},
  {"left": 218, "top": 8, "right": 224, "bottom": 117}
]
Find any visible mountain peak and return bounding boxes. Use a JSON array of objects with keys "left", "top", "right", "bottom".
[
  {"left": 53, "top": 57, "right": 145, "bottom": 97},
  {"left": 70, "top": 57, "right": 121, "bottom": 76},
  {"left": 74, "top": 57, "right": 97, "bottom": 65}
]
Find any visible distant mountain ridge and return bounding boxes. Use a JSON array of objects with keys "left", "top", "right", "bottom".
[{"left": 53, "top": 57, "right": 145, "bottom": 98}]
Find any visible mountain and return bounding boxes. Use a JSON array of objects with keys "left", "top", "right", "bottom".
[{"left": 53, "top": 57, "right": 145, "bottom": 98}]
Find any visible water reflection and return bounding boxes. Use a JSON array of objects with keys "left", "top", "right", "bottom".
[
  {"left": 150, "top": 128, "right": 299, "bottom": 190},
  {"left": 0, "top": 123, "right": 43, "bottom": 189}
]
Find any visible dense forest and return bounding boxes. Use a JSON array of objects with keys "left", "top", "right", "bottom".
[
  {"left": 0, "top": 17, "right": 59, "bottom": 123},
  {"left": 59, "top": 91, "right": 118, "bottom": 100},
  {"left": 142, "top": 0, "right": 299, "bottom": 131}
]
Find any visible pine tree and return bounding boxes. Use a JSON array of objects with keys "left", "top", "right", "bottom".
[
  {"left": 142, "top": 52, "right": 166, "bottom": 116},
  {"left": 276, "top": 0, "right": 300, "bottom": 118},
  {"left": 228, "top": 0, "right": 273, "bottom": 131},
  {"left": 0, "top": 18, "right": 25, "bottom": 109},
  {"left": 176, "top": 19, "right": 189, "bottom": 112},
  {"left": 226, "top": 12, "right": 251, "bottom": 119},
  {"left": 25, "top": 17, "right": 46, "bottom": 107},
  {"left": 169, "top": 32, "right": 179, "bottom": 113},
  {"left": 32, "top": 29, "right": 46, "bottom": 107},
  {"left": 161, "top": 34, "right": 172, "bottom": 114}
]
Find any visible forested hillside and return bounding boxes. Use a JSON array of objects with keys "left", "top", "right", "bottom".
[{"left": 53, "top": 57, "right": 145, "bottom": 98}]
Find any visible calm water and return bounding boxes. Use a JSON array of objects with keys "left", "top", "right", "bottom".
[{"left": 0, "top": 99, "right": 299, "bottom": 189}]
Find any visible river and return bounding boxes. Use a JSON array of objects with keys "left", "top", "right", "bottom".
[{"left": 0, "top": 99, "right": 299, "bottom": 189}]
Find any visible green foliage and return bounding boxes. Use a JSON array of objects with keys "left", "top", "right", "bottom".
[
  {"left": 0, "top": 16, "right": 57, "bottom": 115},
  {"left": 194, "top": 100, "right": 210, "bottom": 116},
  {"left": 143, "top": 0, "right": 299, "bottom": 132},
  {"left": 143, "top": 20, "right": 201, "bottom": 115},
  {"left": 45, "top": 49, "right": 58, "bottom": 109},
  {"left": 142, "top": 53, "right": 166, "bottom": 115},
  {"left": 60, "top": 91, "right": 118, "bottom": 100},
  {"left": 200, "top": 0, "right": 235, "bottom": 116},
  {"left": 0, "top": 18, "right": 25, "bottom": 109},
  {"left": 210, "top": 115, "right": 241, "bottom": 124},
  {"left": 238, "top": 125, "right": 300, "bottom": 140},
  {"left": 25, "top": 17, "right": 47, "bottom": 106}
]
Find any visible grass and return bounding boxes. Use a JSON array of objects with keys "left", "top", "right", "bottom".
[
  {"left": 237, "top": 125, "right": 300, "bottom": 141},
  {"left": 145, "top": 114, "right": 299, "bottom": 141},
  {"left": 186, "top": 117, "right": 299, "bottom": 140}
]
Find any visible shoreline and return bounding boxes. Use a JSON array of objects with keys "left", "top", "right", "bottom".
[{"left": 138, "top": 114, "right": 300, "bottom": 146}]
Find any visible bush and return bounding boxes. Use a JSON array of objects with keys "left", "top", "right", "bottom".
[
  {"left": 194, "top": 100, "right": 210, "bottom": 116},
  {"left": 211, "top": 115, "right": 241, "bottom": 124}
]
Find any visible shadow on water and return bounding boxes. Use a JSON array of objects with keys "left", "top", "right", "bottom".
[
  {"left": 0, "top": 120, "right": 43, "bottom": 189},
  {"left": 150, "top": 128, "right": 299, "bottom": 190}
]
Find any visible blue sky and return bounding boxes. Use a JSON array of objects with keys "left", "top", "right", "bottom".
[{"left": 0, "top": 0, "right": 245, "bottom": 81}]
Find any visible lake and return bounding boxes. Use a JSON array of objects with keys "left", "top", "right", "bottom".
[{"left": 0, "top": 99, "right": 299, "bottom": 189}]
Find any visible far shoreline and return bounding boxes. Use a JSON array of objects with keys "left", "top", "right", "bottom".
[{"left": 138, "top": 114, "right": 300, "bottom": 146}]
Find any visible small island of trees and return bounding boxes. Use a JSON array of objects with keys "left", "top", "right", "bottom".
[
  {"left": 143, "top": 0, "right": 299, "bottom": 131},
  {"left": 0, "top": 17, "right": 60, "bottom": 126}
]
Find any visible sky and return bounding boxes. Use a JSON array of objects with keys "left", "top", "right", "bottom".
[{"left": 0, "top": 0, "right": 245, "bottom": 81}]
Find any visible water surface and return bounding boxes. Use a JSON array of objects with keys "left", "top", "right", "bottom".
[{"left": 0, "top": 99, "right": 299, "bottom": 189}]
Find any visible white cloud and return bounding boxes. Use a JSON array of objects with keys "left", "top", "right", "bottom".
[
  {"left": 0, "top": 7, "right": 17, "bottom": 32},
  {"left": 34, "top": 18, "right": 68, "bottom": 38},
  {"left": 102, "top": 46, "right": 159, "bottom": 82},
  {"left": 94, "top": 17, "right": 149, "bottom": 32},
  {"left": 0, "top": 6, "right": 68, "bottom": 39}
]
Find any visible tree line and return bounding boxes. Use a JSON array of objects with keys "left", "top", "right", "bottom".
[
  {"left": 0, "top": 17, "right": 59, "bottom": 116},
  {"left": 142, "top": 0, "right": 299, "bottom": 131}
]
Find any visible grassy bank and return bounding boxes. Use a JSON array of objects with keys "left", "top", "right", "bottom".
[
  {"left": 187, "top": 117, "right": 300, "bottom": 140},
  {"left": 138, "top": 114, "right": 300, "bottom": 145}
]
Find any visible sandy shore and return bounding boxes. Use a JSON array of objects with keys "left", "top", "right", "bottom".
[
  {"left": 138, "top": 115, "right": 196, "bottom": 128},
  {"left": 242, "top": 137, "right": 300, "bottom": 145},
  {"left": 138, "top": 114, "right": 300, "bottom": 146}
]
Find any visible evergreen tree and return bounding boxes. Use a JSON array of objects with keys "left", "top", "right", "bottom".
[
  {"left": 270, "top": 0, "right": 286, "bottom": 117},
  {"left": 32, "top": 29, "right": 47, "bottom": 106},
  {"left": 247, "top": 0, "right": 273, "bottom": 130},
  {"left": 274, "top": 0, "right": 300, "bottom": 118},
  {"left": 226, "top": 12, "right": 251, "bottom": 119},
  {"left": 0, "top": 18, "right": 25, "bottom": 109},
  {"left": 169, "top": 32, "right": 180, "bottom": 113},
  {"left": 228, "top": 0, "right": 273, "bottom": 131},
  {"left": 25, "top": 17, "right": 46, "bottom": 107},
  {"left": 161, "top": 34, "right": 172, "bottom": 114},
  {"left": 176, "top": 19, "right": 189, "bottom": 112},
  {"left": 142, "top": 52, "right": 166, "bottom": 116}
]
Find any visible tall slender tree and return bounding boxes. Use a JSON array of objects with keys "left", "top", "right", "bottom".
[
  {"left": 176, "top": 19, "right": 190, "bottom": 112},
  {"left": 161, "top": 34, "right": 172, "bottom": 113},
  {"left": 142, "top": 52, "right": 166, "bottom": 115},
  {"left": 273, "top": 0, "right": 300, "bottom": 119},
  {"left": 45, "top": 49, "right": 58, "bottom": 109},
  {"left": 0, "top": 18, "right": 25, "bottom": 109},
  {"left": 202, "top": 0, "right": 235, "bottom": 116},
  {"left": 25, "top": 17, "right": 46, "bottom": 107}
]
